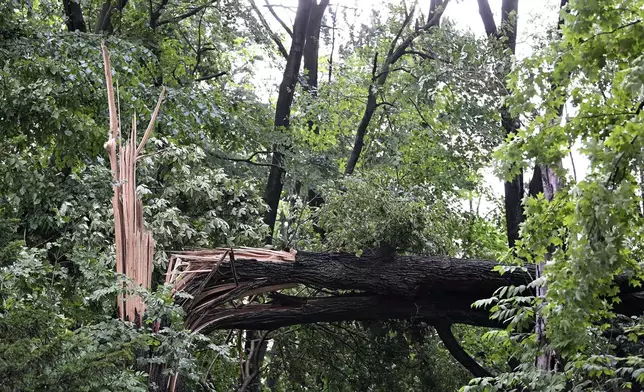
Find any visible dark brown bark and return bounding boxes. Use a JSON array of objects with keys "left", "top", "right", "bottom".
[
  {"left": 149, "top": 0, "right": 169, "bottom": 29},
  {"left": 263, "top": 0, "right": 314, "bottom": 243},
  {"left": 63, "top": 0, "right": 87, "bottom": 32},
  {"left": 344, "top": 0, "right": 449, "bottom": 175},
  {"left": 301, "top": 0, "right": 329, "bottom": 216},
  {"left": 477, "top": 0, "right": 497, "bottom": 37},
  {"left": 95, "top": 0, "right": 129, "bottom": 33},
  {"left": 500, "top": 0, "right": 520, "bottom": 247},
  {"left": 435, "top": 323, "right": 492, "bottom": 377},
  {"left": 477, "top": 0, "right": 522, "bottom": 248},
  {"left": 302, "top": 0, "right": 328, "bottom": 95},
  {"left": 500, "top": 0, "right": 519, "bottom": 52},
  {"left": 528, "top": 165, "right": 544, "bottom": 198},
  {"left": 180, "top": 251, "right": 643, "bottom": 334}
]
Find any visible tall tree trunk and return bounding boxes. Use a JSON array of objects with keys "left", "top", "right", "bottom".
[
  {"left": 302, "top": 0, "right": 328, "bottom": 98},
  {"left": 95, "top": 0, "right": 129, "bottom": 34},
  {"left": 263, "top": 0, "right": 313, "bottom": 243},
  {"left": 256, "top": 3, "right": 314, "bottom": 390},
  {"left": 295, "top": 0, "right": 329, "bottom": 240},
  {"left": 500, "top": 0, "right": 522, "bottom": 248},
  {"left": 62, "top": 0, "right": 87, "bottom": 32},
  {"left": 476, "top": 0, "right": 523, "bottom": 248}
]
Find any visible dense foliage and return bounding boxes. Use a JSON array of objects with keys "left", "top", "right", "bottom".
[{"left": 0, "top": 0, "right": 642, "bottom": 391}]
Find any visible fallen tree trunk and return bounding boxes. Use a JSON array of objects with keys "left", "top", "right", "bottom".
[{"left": 168, "top": 249, "right": 643, "bottom": 334}]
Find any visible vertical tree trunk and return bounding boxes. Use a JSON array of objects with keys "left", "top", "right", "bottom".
[
  {"left": 499, "top": 0, "right": 522, "bottom": 248},
  {"left": 255, "top": 3, "right": 314, "bottom": 390},
  {"left": 62, "top": 0, "right": 87, "bottom": 32},
  {"left": 477, "top": 0, "right": 523, "bottom": 248},
  {"left": 292, "top": 0, "right": 329, "bottom": 239},
  {"left": 95, "top": 0, "right": 129, "bottom": 34},
  {"left": 263, "top": 0, "right": 314, "bottom": 243}
]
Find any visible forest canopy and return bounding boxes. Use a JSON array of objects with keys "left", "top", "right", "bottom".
[{"left": 1, "top": 0, "right": 643, "bottom": 391}]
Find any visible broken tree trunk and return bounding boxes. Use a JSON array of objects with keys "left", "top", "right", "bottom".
[
  {"left": 166, "top": 248, "right": 643, "bottom": 334},
  {"left": 102, "top": 43, "right": 164, "bottom": 324}
]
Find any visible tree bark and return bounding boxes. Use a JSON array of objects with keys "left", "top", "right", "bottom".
[
  {"left": 63, "top": 0, "right": 87, "bottom": 32},
  {"left": 476, "top": 0, "right": 497, "bottom": 37},
  {"left": 477, "top": 0, "right": 522, "bottom": 248},
  {"left": 263, "top": 0, "right": 314, "bottom": 243},
  {"left": 176, "top": 251, "right": 643, "bottom": 334},
  {"left": 95, "top": 0, "right": 129, "bottom": 34},
  {"left": 302, "top": 0, "right": 328, "bottom": 96},
  {"left": 435, "top": 323, "right": 492, "bottom": 378}
]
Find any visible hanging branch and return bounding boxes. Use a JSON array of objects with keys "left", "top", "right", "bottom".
[{"left": 435, "top": 323, "right": 493, "bottom": 377}]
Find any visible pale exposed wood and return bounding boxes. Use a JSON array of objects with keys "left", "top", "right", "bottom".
[{"left": 101, "top": 42, "right": 164, "bottom": 324}]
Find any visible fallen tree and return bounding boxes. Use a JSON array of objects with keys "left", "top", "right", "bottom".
[{"left": 168, "top": 249, "right": 644, "bottom": 334}]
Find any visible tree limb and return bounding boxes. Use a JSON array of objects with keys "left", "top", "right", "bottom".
[
  {"left": 156, "top": 2, "right": 214, "bottom": 27},
  {"left": 195, "top": 71, "right": 227, "bottom": 81},
  {"left": 214, "top": 151, "right": 281, "bottom": 169},
  {"left": 435, "top": 322, "right": 493, "bottom": 378},
  {"left": 249, "top": 0, "right": 289, "bottom": 59},
  {"left": 264, "top": 0, "right": 293, "bottom": 37}
]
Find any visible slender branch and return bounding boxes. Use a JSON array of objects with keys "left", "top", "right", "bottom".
[
  {"left": 375, "top": 101, "right": 395, "bottom": 109},
  {"left": 156, "top": 2, "right": 214, "bottom": 27},
  {"left": 214, "top": 151, "right": 280, "bottom": 169},
  {"left": 195, "top": 71, "right": 227, "bottom": 81},
  {"left": 264, "top": 0, "right": 293, "bottom": 37},
  {"left": 249, "top": 0, "right": 288, "bottom": 59},
  {"left": 581, "top": 19, "right": 642, "bottom": 44},
  {"left": 408, "top": 98, "right": 431, "bottom": 128},
  {"left": 387, "top": 5, "right": 415, "bottom": 59}
]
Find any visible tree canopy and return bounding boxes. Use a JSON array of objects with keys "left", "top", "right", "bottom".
[{"left": 1, "top": 0, "right": 643, "bottom": 391}]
